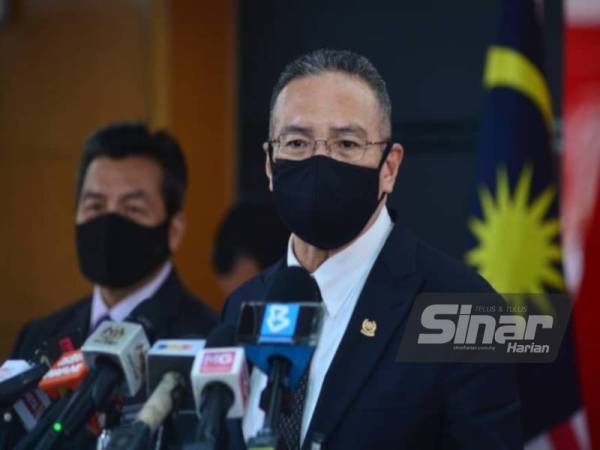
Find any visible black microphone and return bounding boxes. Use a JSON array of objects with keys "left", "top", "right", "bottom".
[
  {"left": 189, "top": 323, "right": 249, "bottom": 450},
  {"left": 13, "top": 393, "right": 72, "bottom": 450},
  {"left": 13, "top": 350, "right": 90, "bottom": 450},
  {"left": 34, "top": 320, "right": 150, "bottom": 450},
  {"left": 0, "top": 361, "right": 49, "bottom": 409},
  {"left": 0, "top": 332, "right": 82, "bottom": 450},
  {"left": 1, "top": 329, "right": 84, "bottom": 411},
  {"left": 238, "top": 266, "right": 324, "bottom": 450}
]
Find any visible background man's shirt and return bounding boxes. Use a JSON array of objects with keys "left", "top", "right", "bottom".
[{"left": 90, "top": 261, "right": 172, "bottom": 330}]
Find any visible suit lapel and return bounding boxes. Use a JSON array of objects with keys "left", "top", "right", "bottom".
[
  {"left": 128, "top": 270, "right": 184, "bottom": 339},
  {"left": 70, "top": 300, "right": 91, "bottom": 343},
  {"left": 303, "top": 225, "right": 423, "bottom": 446}
]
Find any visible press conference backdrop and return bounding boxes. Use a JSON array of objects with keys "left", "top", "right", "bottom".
[{"left": 236, "top": 0, "right": 563, "bottom": 259}]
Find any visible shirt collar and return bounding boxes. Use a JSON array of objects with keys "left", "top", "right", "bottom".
[
  {"left": 287, "top": 206, "right": 393, "bottom": 318},
  {"left": 90, "top": 261, "right": 173, "bottom": 330}
]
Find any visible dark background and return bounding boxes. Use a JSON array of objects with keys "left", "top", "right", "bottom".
[{"left": 236, "top": 0, "right": 563, "bottom": 259}]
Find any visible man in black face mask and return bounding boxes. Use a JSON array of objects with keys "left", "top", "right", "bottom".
[
  {"left": 5, "top": 122, "right": 217, "bottom": 447},
  {"left": 222, "top": 50, "right": 521, "bottom": 450},
  {"left": 11, "top": 121, "right": 216, "bottom": 356}
]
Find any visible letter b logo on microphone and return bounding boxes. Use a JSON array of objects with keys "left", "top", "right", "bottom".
[{"left": 260, "top": 304, "right": 299, "bottom": 343}]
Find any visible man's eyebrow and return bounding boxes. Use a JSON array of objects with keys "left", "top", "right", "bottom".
[
  {"left": 121, "top": 189, "right": 150, "bottom": 202},
  {"left": 80, "top": 191, "right": 105, "bottom": 202},
  {"left": 278, "top": 125, "right": 313, "bottom": 136},
  {"left": 330, "top": 124, "right": 368, "bottom": 137}
]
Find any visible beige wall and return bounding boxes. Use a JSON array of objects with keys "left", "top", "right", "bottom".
[{"left": 0, "top": 0, "right": 236, "bottom": 359}]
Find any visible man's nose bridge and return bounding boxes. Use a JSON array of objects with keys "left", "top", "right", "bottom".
[
  {"left": 313, "top": 139, "right": 330, "bottom": 156},
  {"left": 105, "top": 199, "right": 120, "bottom": 214}
]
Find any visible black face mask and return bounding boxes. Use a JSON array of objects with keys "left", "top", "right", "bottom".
[
  {"left": 76, "top": 213, "right": 170, "bottom": 288},
  {"left": 272, "top": 154, "right": 386, "bottom": 250}
]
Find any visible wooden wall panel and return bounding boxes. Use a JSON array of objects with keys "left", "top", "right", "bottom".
[
  {"left": 0, "top": 0, "right": 236, "bottom": 359},
  {"left": 168, "top": 0, "right": 236, "bottom": 313}
]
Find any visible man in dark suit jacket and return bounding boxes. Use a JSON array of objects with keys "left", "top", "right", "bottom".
[
  {"left": 220, "top": 49, "right": 522, "bottom": 449},
  {"left": 223, "top": 222, "right": 521, "bottom": 450},
  {"left": 3, "top": 122, "right": 216, "bottom": 449}
]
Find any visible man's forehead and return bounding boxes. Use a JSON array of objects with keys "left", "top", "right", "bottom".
[
  {"left": 272, "top": 72, "right": 382, "bottom": 134},
  {"left": 279, "top": 123, "right": 368, "bottom": 137},
  {"left": 82, "top": 156, "right": 162, "bottom": 193}
]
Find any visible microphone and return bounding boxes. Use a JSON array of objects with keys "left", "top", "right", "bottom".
[
  {"left": 146, "top": 339, "right": 206, "bottom": 411},
  {"left": 38, "top": 350, "right": 89, "bottom": 400},
  {"left": 0, "top": 333, "right": 83, "bottom": 450},
  {"left": 35, "top": 320, "right": 150, "bottom": 450},
  {"left": 12, "top": 388, "right": 51, "bottom": 432},
  {"left": 105, "top": 372, "right": 184, "bottom": 450},
  {"left": 190, "top": 324, "right": 249, "bottom": 450},
  {"left": 237, "top": 266, "right": 324, "bottom": 449},
  {"left": 13, "top": 395, "right": 71, "bottom": 450},
  {"left": 12, "top": 350, "right": 91, "bottom": 450},
  {"left": 0, "top": 330, "right": 83, "bottom": 409},
  {"left": 0, "top": 360, "right": 51, "bottom": 437},
  {"left": 82, "top": 320, "right": 150, "bottom": 398},
  {"left": 105, "top": 339, "right": 205, "bottom": 450},
  {"left": 0, "top": 360, "right": 49, "bottom": 409}
]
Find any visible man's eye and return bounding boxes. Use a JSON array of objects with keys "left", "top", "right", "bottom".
[
  {"left": 284, "top": 139, "right": 309, "bottom": 149},
  {"left": 337, "top": 140, "right": 361, "bottom": 149},
  {"left": 85, "top": 203, "right": 102, "bottom": 212},
  {"left": 125, "top": 206, "right": 145, "bottom": 215}
]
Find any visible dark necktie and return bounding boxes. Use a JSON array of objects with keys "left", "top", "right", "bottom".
[
  {"left": 278, "top": 370, "right": 309, "bottom": 450},
  {"left": 89, "top": 313, "right": 111, "bottom": 335}
]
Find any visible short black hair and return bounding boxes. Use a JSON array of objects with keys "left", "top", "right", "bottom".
[
  {"left": 76, "top": 121, "right": 187, "bottom": 217},
  {"left": 269, "top": 49, "right": 392, "bottom": 136},
  {"left": 212, "top": 200, "right": 289, "bottom": 275}
]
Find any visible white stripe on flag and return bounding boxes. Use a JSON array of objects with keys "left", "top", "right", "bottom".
[
  {"left": 571, "top": 409, "right": 590, "bottom": 450},
  {"left": 526, "top": 433, "right": 553, "bottom": 450},
  {"left": 524, "top": 409, "right": 590, "bottom": 450}
]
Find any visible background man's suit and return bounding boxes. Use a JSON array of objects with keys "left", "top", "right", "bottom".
[
  {"left": 222, "top": 223, "right": 523, "bottom": 450},
  {"left": 11, "top": 270, "right": 216, "bottom": 360}
]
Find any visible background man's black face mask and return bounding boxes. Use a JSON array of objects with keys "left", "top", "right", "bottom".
[
  {"left": 272, "top": 154, "right": 386, "bottom": 250},
  {"left": 76, "top": 213, "right": 170, "bottom": 288}
]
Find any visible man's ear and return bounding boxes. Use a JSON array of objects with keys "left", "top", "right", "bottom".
[
  {"left": 168, "top": 211, "right": 186, "bottom": 253},
  {"left": 379, "top": 143, "right": 404, "bottom": 197},
  {"left": 264, "top": 142, "right": 274, "bottom": 192}
]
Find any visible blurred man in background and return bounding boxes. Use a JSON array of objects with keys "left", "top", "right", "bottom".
[
  {"left": 212, "top": 200, "right": 289, "bottom": 297},
  {"left": 4, "top": 122, "right": 217, "bottom": 449}
]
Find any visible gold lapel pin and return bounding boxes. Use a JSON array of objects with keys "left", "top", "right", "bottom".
[{"left": 360, "top": 319, "right": 377, "bottom": 337}]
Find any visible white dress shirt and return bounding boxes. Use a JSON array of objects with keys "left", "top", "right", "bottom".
[
  {"left": 242, "top": 206, "right": 393, "bottom": 445},
  {"left": 89, "top": 261, "right": 173, "bottom": 330}
]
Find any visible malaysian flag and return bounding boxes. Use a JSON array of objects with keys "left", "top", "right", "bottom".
[{"left": 465, "top": 0, "right": 589, "bottom": 448}]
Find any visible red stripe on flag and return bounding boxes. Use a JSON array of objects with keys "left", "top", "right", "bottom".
[
  {"left": 549, "top": 420, "right": 581, "bottom": 450},
  {"left": 573, "top": 179, "right": 600, "bottom": 450}
]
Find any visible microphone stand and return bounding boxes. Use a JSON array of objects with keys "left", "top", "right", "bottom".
[
  {"left": 247, "top": 357, "right": 290, "bottom": 450},
  {"left": 193, "top": 384, "right": 233, "bottom": 450}
]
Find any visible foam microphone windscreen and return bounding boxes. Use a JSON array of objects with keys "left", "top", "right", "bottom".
[{"left": 265, "top": 266, "right": 322, "bottom": 303}]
